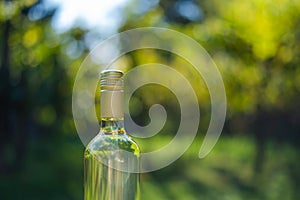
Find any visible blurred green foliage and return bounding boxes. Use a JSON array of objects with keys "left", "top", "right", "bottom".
[{"left": 0, "top": 0, "right": 300, "bottom": 199}]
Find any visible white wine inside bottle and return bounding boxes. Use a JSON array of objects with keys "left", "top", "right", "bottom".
[{"left": 84, "top": 70, "right": 140, "bottom": 200}]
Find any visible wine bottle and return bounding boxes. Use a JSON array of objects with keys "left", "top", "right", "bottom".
[{"left": 84, "top": 70, "right": 140, "bottom": 200}]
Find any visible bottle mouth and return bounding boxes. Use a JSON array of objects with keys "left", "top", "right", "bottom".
[
  {"left": 101, "top": 69, "right": 123, "bottom": 78},
  {"left": 100, "top": 69, "right": 124, "bottom": 90}
]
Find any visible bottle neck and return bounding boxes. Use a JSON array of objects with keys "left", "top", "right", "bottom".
[
  {"left": 100, "top": 89, "right": 125, "bottom": 135},
  {"left": 100, "top": 118, "right": 125, "bottom": 135}
]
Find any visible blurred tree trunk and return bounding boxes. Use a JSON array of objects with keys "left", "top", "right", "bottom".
[
  {"left": 252, "top": 107, "right": 299, "bottom": 176},
  {"left": 253, "top": 113, "right": 266, "bottom": 175},
  {"left": 0, "top": 21, "right": 29, "bottom": 176},
  {"left": 0, "top": 17, "right": 12, "bottom": 174}
]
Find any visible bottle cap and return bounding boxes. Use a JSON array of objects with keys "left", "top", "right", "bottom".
[
  {"left": 100, "top": 70, "right": 124, "bottom": 118},
  {"left": 100, "top": 69, "right": 124, "bottom": 90}
]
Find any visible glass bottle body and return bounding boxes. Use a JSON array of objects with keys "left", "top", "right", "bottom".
[{"left": 84, "top": 118, "right": 140, "bottom": 200}]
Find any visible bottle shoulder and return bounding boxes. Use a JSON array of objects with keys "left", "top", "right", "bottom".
[{"left": 85, "top": 131, "right": 140, "bottom": 155}]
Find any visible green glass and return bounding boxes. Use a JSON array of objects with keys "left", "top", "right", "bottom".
[{"left": 84, "top": 70, "right": 140, "bottom": 200}]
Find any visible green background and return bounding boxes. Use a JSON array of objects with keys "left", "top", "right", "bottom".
[{"left": 0, "top": 0, "right": 300, "bottom": 199}]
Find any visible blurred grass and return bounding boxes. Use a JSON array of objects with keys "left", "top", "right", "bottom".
[
  {"left": 139, "top": 135, "right": 299, "bottom": 200},
  {"left": 1, "top": 134, "right": 298, "bottom": 200}
]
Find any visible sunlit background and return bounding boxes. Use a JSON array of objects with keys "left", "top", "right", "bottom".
[{"left": 1, "top": 0, "right": 300, "bottom": 199}]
